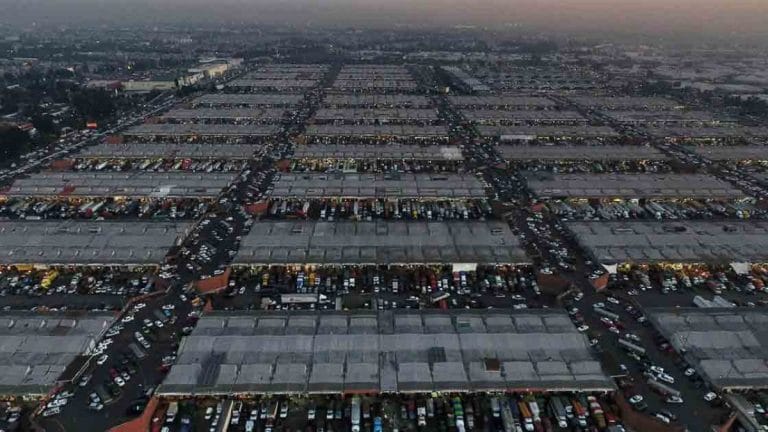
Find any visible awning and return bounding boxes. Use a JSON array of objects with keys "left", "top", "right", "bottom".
[{"left": 730, "top": 262, "right": 750, "bottom": 275}]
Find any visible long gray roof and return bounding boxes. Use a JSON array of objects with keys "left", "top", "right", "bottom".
[
  {"left": 648, "top": 308, "right": 768, "bottom": 390},
  {"left": 603, "top": 110, "right": 729, "bottom": 124},
  {"left": 479, "top": 125, "right": 619, "bottom": 138},
  {"left": 305, "top": 124, "right": 447, "bottom": 137},
  {"left": 568, "top": 96, "right": 681, "bottom": 110},
  {"left": 292, "top": 145, "right": 462, "bottom": 161},
  {"left": 524, "top": 172, "right": 744, "bottom": 199},
  {"left": 567, "top": 220, "right": 768, "bottom": 264},
  {"left": 463, "top": 110, "right": 587, "bottom": 123},
  {"left": 158, "top": 309, "right": 612, "bottom": 396},
  {"left": 500, "top": 145, "right": 667, "bottom": 161},
  {"left": 313, "top": 108, "right": 439, "bottom": 121},
  {"left": 226, "top": 79, "right": 318, "bottom": 88},
  {"left": 6, "top": 171, "right": 235, "bottom": 198},
  {"left": 685, "top": 145, "right": 768, "bottom": 161},
  {"left": 0, "top": 220, "right": 189, "bottom": 265},
  {"left": 76, "top": 143, "right": 259, "bottom": 160},
  {"left": 192, "top": 93, "right": 303, "bottom": 107},
  {"left": 323, "top": 94, "right": 431, "bottom": 108},
  {"left": 643, "top": 126, "right": 768, "bottom": 139},
  {"left": 124, "top": 123, "right": 279, "bottom": 136},
  {"left": 448, "top": 96, "right": 556, "bottom": 108},
  {"left": 0, "top": 312, "right": 113, "bottom": 395},
  {"left": 234, "top": 221, "right": 528, "bottom": 265},
  {"left": 270, "top": 173, "right": 485, "bottom": 199},
  {"left": 161, "top": 108, "right": 287, "bottom": 121}
]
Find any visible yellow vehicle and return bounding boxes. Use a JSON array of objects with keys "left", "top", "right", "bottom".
[{"left": 41, "top": 270, "right": 59, "bottom": 289}]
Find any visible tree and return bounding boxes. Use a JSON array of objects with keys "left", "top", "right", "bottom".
[
  {"left": 69, "top": 88, "right": 116, "bottom": 123},
  {"left": 0, "top": 124, "right": 31, "bottom": 163}
]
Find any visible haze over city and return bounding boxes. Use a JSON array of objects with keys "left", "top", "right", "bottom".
[{"left": 1, "top": 0, "right": 768, "bottom": 39}]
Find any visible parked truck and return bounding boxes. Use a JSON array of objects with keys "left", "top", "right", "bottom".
[
  {"left": 548, "top": 397, "right": 567, "bottom": 429},
  {"left": 350, "top": 397, "right": 361, "bottom": 432},
  {"left": 571, "top": 399, "right": 587, "bottom": 428},
  {"left": 587, "top": 396, "right": 606, "bottom": 429}
]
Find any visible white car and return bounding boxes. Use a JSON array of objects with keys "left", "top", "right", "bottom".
[
  {"left": 649, "top": 365, "right": 665, "bottom": 374},
  {"left": 628, "top": 395, "right": 643, "bottom": 404},
  {"left": 704, "top": 392, "right": 718, "bottom": 402},
  {"left": 114, "top": 376, "right": 125, "bottom": 387},
  {"left": 656, "top": 373, "right": 675, "bottom": 384},
  {"left": 96, "top": 354, "right": 109, "bottom": 365},
  {"left": 665, "top": 396, "right": 684, "bottom": 404},
  {"left": 162, "top": 304, "right": 175, "bottom": 310},
  {"left": 577, "top": 325, "right": 589, "bottom": 332},
  {"left": 121, "top": 314, "right": 134, "bottom": 323}
]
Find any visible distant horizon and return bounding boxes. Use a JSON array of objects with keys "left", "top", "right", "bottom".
[{"left": 0, "top": 0, "right": 767, "bottom": 42}]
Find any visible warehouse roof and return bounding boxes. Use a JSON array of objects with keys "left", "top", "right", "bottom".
[
  {"left": 448, "top": 95, "right": 556, "bottom": 108},
  {"left": 602, "top": 111, "right": 730, "bottom": 124},
  {"left": 270, "top": 173, "right": 484, "bottom": 198},
  {"left": 305, "top": 124, "right": 448, "bottom": 137},
  {"left": 569, "top": 96, "right": 681, "bottom": 110},
  {"left": 0, "top": 220, "right": 188, "bottom": 265},
  {"left": 234, "top": 221, "right": 528, "bottom": 265},
  {"left": 524, "top": 173, "right": 744, "bottom": 199},
  {"left": 685, "top": 145, "right": 768, "bottom": 161},
  {"left": 332, "top": 81, "right": 418, "bottom": 90},
  {"left": 293, "top": 144, "right": 462, "bottom": 161},
  {"left": 643, "top": 126, "right": 768, "bottom": 139},
  {"left": 247, "top": 64, "right": 328, "bottom": 73},
  {"left": 463, "top": 110, "right": 586, "bottom": 123},
  {"left": 0, "top": 312, "right": 113, "bottom": 395},
  {"left": 158, "top": 309, "right": 612, "bottom": 396},
  {"left": 5, "top": 171, "right": 235, "bottom": 198},
  {"left": 566, "top": 220, "right": 768, "bottom": 264},
  {"left": 76, "top": 143, "right": 259, "bottom": 160},
  {"left": 124, "top": 123, "right": 279, "bottom": 136},
  {"left": 500, "top": 145, "right": 667, "bottom": 161},
  {"left": 647, "top": 308, "right": 768, "bottom": 390},
  {"left": 479, "top": 125, "right": 619, "bottom": 139},
  {"left": 313, "top": 108, "right": 439, "bottom": 121},
  {"left": 192, "top": 93, "right": 303, "bottom": 107},
  {"left": 323, "top": 94, "right": 431, "bottom": 108},
  {"left": 161, "top": 108, "right": 287, "bottom": 121},
  {"left": 226, "top": 79, "right": 317, "bottom": 88}
]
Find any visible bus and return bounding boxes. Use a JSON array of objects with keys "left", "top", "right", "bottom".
[
  {"left": 647, "top": 378, "right": 681, "bottom": 397},
  {"left": 593, "top": 306, "right": 620, "bottom": 321},
  {"left": 618, "top": 338, "right": 647, "bottom": 356}
]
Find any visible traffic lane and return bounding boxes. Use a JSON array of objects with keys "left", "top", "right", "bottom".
[
  {"left": 40, "top": 295, "right": 184, "bottom": 432},
  {"left": 572, "top": 290, "right": 726, "bottom": 431}
]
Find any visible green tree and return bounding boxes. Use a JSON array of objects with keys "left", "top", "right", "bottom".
[{"left": 0, "top": 124, "right": 31, "bottom": 163}]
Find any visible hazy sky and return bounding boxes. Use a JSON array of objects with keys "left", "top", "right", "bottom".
[{"left": 1, "top": 0, "right": 767, "bottom": 38}]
